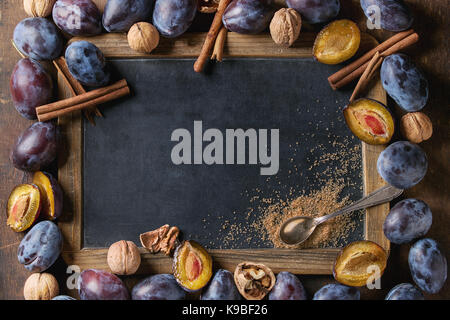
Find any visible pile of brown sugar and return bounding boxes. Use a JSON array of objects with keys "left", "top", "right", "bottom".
[
  {"left": 254, "top": 181, "right": 358, "bottom": 249},
  {"left": 197, "top": 111, "right": 364, "bottom": 249},
  {"left": 212, "top": 138, "right": 363, "bottom": 249}
]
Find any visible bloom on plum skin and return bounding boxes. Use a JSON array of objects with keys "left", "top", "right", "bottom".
[
  {"left": 13, "top": 17, "right": 63, "bottom": 61},
  {"left": 53, "top": 0, "right": 102, "bottom": 36}
]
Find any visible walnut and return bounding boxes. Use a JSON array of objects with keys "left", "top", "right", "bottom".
[
  {"left": 24, "top": 273, "right": 59, "bottom": 300},
  {"left": 270, "top": 8, "right": 302, "bottom": 47},
  {"left": 140, "top": 224, "right": 180, "bottom": 256},
  {"left": 23, "top": 0, "right": 56, "bottom": 17},
  {"left": 127, "top": 22, "right": 160, "bottom": 54},
  {"left": 234, "top": 262, "right": 276, "bottom": 300},
  {"left": 107, "top": 240, "right": 141, "bottom": 275},
  {"left": 198, "top": 0, "right": 220, "bottom": 13},
  {"left": 400, "top": 112, "right": 433, "bottom": 143}
]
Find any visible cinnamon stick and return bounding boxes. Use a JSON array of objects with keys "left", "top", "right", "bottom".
[
  {"left": 36, "top": 79, "right": 129, "bottom": 121},
  {"left": 366, "top": 57, "right": 383, "bottom": 82},
  {"left": 328, "top": 30, "right": 419, "bottom": 90},
  {"left": 349, "top": 52, "right": 382, "bottom": 103},
  {"left": 37, "top": 79, "right": 127, "bottom": 113},
  {"left": 194, "top": 0, "right": 232, "bottom": 72},
  {"left": 211, "top": 26, "right": 227, "bottom": 62},
  {"left": 53, "top": 57, "right": 103, "bottom": 123},
  {"left": 37, "top": 86, "right": 130, "bottom": 122}
]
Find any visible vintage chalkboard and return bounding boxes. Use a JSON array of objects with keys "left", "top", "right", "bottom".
[
  {"left": 83, "top": 58, "right": 364, "bottom": 248},
  {"left": 58, "top": 32, "right": 389, "bottom": 275}
]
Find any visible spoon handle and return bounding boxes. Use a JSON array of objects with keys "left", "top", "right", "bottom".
[{"left": 315, "top": 184, "right": 403, "bottom": 224}]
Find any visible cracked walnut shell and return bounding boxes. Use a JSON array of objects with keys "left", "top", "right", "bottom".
[
  {"left": 107, "top": 240, "right": 141, "bottom": 275},
  {"left": 128, "top": 22, "right": 160, "bottom": 54},
  {"left": 24, "top": 273, "right": 59, "bottom": 300},
  {"left": 270, "top": 8, "right": 302, "bottom": 47},
  {"left": 234, "top": 262, "right": 276, "bottom": 300},
  {"left": 400, "top": 112, "right": 433, "bottom": 143},
  {"left": 140, "top": 224, "right": 180, "bottom": 255}
]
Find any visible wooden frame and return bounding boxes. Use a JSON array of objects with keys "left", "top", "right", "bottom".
[{"left": 58, "top": 32, "right": 388, "bottom": 275}]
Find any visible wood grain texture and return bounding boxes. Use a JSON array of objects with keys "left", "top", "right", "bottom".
[
  {"left": 361, "top": 78, "right": 389, "bottom": 252},
  {"left": 0, "top": 0, "right": 448, "bottom": 300},
  {"left": 63, "top": 248, "right": 340, "bottom": 275},
  {"left": 0, "top": 0, "right": 35, "bottom": 300},
  {"left": 59, "top": 32, "right": 387, "bottom": 276},
  {"left": 57, "top": 72, "right": 84, "bottom": 252},
  {"left": 70, "top": 32, "right": 378, "bottom": 59}
]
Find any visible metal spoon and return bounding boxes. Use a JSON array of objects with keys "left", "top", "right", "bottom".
[{"left": 279, "top": 185, "right": 403, "bottom": 246}]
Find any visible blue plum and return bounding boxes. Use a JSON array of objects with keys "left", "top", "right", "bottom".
[
  {"left": 53, "top": 0, "right": 102, "bottom": 36},
  {"left": 377, "top": 141, "right": 427, "bottom": 189},
  {"left": 10, "top": 58, "right": 53, "bottom": 120},
  {"left": 383, "top": 199, "right": 432, "bottom": 244},
  {"left": 52, "top": 295, "right": 77, "bottom": 300},
  {"left": 381, "top": 54, "right": 428, "bottom": 112},
  {"left": 11, "top": 122, "right": 60, "bottom": 172},
  {"left": 286, "top": 0, "right": 340, "bottom": 24},
  {"left": 153, "top": 0, "right": 197, "bottom": 38},
  {"left": 222, "top": 0, "right": 274, "bottom": 34},
  {"left": 13, "top": 18, "right": 63, "bottom": 61},
  {"left": 409, "top": 239, "right": 447, "bottom": 294},
  {"left": 17, "top": 221, "right": 63, "bottom": 272},
  {"left": 269, "top": 272, "right": 307, "bottom": 300},
  {"left": 385, "top": 283, "right": 424, "bottom": 300},
  {"left": 313, "top": 284, "right": 360, "bottom": 300},
  {"left": 65, "top": 41, "right": 110, "bottom": 87},
  {"left": 201, "top": 269, "right": 241, "bottom": 300},
  {"left": 360, "top": 0, "right": 413, "bottom": 32},
  {"left": 79, "top": 269, "right": 129, "bottom": 300},
  {"left": 103, "top": 0, "right": 153, "bottom": 33},
  {"left": 132, "top": 274, "right": 186, "bottom": 300}
]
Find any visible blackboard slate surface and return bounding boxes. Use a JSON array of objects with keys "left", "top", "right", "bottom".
[{"left": 83, "top": 59, "right": 364, "bottom": 249}]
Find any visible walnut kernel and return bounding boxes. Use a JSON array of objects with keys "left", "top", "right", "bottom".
[
  {"left": 198, "top": 0, "right": 220, "bottom": 13},
  {"left": 400, "top": 112, "right": 433, "bottom": 143},
  {"left": 270, "top": 8, "right": 302, "bottom": 47},
  {"left": 107, "top": 240, "right": 141, "bottom": 275},
  {"left": 24, "top": 273, "right": 59, "bottom": 300},
  {"left": 127, "top": 22, "right": 160, "bottom": 54},
  {"left": 140, "top": 224, "right": 180, "bottom": 256},
  {"left": 23, "top": 0, "right": 56, "bottom": 17},
  {"left": 234, "top": 262, "right": 275, "bottom": 300}
]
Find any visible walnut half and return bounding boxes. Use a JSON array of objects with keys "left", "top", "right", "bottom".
[
  {"left": 140, "top": 224, "right": 180, "bottom": 256},
  {"left": 234, "top": 262, "right": 276, "bottom": 300}
]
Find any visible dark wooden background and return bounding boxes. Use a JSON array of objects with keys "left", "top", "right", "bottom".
[{"left": 0, "top": 0, "right": 448, "bottom": 299}]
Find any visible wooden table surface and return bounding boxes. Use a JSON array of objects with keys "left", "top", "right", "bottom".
[{"left": 0, "top": 0, "right": 448, "bottom": 300}]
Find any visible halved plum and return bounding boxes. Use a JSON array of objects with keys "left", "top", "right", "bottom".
[
  {"left": 333, "top": 240, "right": 387, "bottom": 287},
  {"left": 32, "top": 171, "right": 63, "bottom": 220},
  {"left": 344, "top": 99, "right": 394, "bottom": 145},
  {"left": 313, "top": 19, "right": 361, "bottom": 65},
  {"left": 7, "top": 184, "right": 41, "bottom": 232},
  {"left": 173, "top": 240, "right": 213, "bottom": 291}
]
